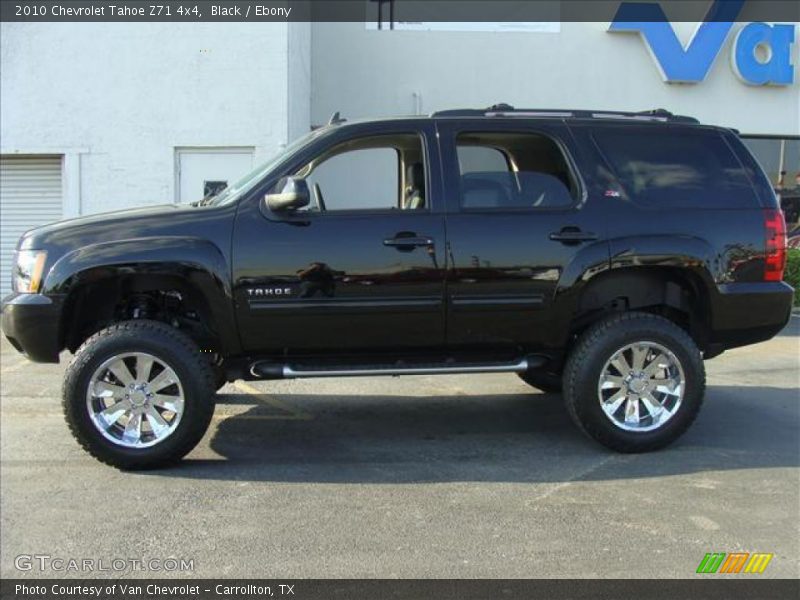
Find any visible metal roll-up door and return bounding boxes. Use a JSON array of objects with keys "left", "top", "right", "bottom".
[{"left": 0, "top": 156, "right": 64, "bottom": 295}]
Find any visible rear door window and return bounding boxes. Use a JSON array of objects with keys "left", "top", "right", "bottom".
[
  {"left": 455, "top": 132, "right": 578, "bottom": 210},
  {"left": 593, "top": 128, "right": 757, "bottom": 208},
  {"left": 458, "top": 145, "right": 509, "bottom": 174}
]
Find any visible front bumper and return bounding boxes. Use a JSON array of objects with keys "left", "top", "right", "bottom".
[{"left": 1, "top": 293, "right": 64, "bottom": 363}]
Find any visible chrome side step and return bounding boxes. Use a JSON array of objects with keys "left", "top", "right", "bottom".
[{"left": 250, "top": 358, "right": 538, "bottom": 380}]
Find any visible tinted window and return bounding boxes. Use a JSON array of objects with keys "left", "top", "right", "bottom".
[
  {"left": 456, "top": 132, "right": 576, "bottom": 210},
  {"left": 594, "top": 129, "right": 756, "bottom": 208}
]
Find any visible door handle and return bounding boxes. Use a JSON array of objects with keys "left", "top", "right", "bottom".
[
  {"left": 549, "top": 228, "right": 598, "bottom": 244},
  {"left": 383, "top": 235, "right": 434, "bottom": 248}
]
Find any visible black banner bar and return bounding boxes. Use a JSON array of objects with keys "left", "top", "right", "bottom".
[
  {"left": 1, "top": 0, "right": 799, "bottom": 23},
  {"left": 2, "top": 579, "right": 800, "bottom": 600}
]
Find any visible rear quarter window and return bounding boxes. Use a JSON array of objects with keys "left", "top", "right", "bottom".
[{"left": 592, "top": 128, "right": 758, "bottom": 209}]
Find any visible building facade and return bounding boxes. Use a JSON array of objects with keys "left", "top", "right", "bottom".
[
  {"left": 312, "top": 21, "right": 798, "bottom": 186},
  {"left": 0, "top": 19, "right": 798, "bottom": 291}
]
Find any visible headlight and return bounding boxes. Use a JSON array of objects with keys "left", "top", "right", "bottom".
[{"left": 13, "top": 250, "right": 47, "bottom": 293}]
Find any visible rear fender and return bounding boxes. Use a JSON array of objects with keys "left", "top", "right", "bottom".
[
  {"left": 607, "top": 234, "right": 719, "bottom": 286},
  {"left": 548, "top": 235, "right": 718, "bottom": 349}
]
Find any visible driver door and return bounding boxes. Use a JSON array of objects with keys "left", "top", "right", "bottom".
[{"left": 231, "top": 121, "right": 448, "bottom": 356}]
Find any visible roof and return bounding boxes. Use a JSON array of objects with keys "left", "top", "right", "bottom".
[
  {"left": 430, "top": 104, "right": 700, "bottom": 124},
  {"left": 321, "top": 104, "right": 700, "bottom": 129}
]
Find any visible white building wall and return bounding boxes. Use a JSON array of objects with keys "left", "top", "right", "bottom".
[
  {"left": 287, "top": 21, "right": 312, "bottom": 143},
  {"left": 0, "top": 22, "right": 303, "bottom": 216},
  {"left": 311, "top": 22, "right": 799, "bottom": 135},
  {"left": 1, "top": 20, "right": 795, "bottom": 221}
]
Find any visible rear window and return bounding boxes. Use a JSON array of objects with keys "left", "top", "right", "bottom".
[{"left": 593, "top": 128, "right": 757, "bottom": 208}]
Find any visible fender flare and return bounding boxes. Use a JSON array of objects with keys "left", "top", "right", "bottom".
[
  {"left": 44, "top": 236, "right": 240, "bottom": 355},
  {"left": 546, "top": 235, "right": 719, "bottom": 349},
  {"left": 606, "top": 234, "right": 719, "bottom": 287},
  {"left": 557, "top": 239, "right": 613, "bottom": 293}
]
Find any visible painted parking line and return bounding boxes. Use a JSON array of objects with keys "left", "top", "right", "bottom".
[
  {"left": 0, "top": 358, "right": 29, "bottom": 374},
  {"left": 1, "top": 381, "right": 313, "bottom": 423},
  {"left": 0, "top": 409, "right": 313, "bottom": 422},
  {"left": 223, "top": 381, "right": 313, "bottom": 421}
]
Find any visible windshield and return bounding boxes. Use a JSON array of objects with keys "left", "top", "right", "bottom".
[{"left": 199, "top": 128, "right": 329, "bottom": 206}]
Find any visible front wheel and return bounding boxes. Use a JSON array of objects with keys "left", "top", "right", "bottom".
[
  {"left": 63, "top": 320, "right": 216, "bottom": 469},
  {"left": 212, "top": 365, "right": 228, "bottom": 391},
  {"left": 563, "top": 312, "right": 705, "bottom": 453}
]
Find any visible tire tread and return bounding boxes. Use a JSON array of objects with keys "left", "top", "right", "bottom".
[
  {"left": 563, "top": 311, "right": 706, "bottom": 453},
  {"left": 62, "top": 320, "right": 215, "bottom": 469}
]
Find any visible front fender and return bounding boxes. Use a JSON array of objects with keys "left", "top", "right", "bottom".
[{"left": 44, "top": 236, "right": 239, "bottom": 355}]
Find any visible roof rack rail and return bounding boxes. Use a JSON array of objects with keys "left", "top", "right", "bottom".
[
  {"left": 327, "top": 111, "right": 347, "bottom": 125},
  {"left": 430, "top": 105, "right": 699, "bottom": 124}
]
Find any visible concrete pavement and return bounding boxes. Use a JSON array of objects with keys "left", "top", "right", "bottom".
[{"left": 1, "top": 318, "right": 798, "bottom": 579}]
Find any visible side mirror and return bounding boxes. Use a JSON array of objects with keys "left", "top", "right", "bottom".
[{"left": 265, "top": 176, "right": 310, "bottom": 212}]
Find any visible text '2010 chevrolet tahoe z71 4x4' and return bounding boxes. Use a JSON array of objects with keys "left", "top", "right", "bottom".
[{"left": 1, "top": 106, "right": 794, "bottom": 469}]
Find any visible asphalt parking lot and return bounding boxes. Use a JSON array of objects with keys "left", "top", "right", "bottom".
[{"left": 1, "top": 317, "right": 798, "bottom": 579}]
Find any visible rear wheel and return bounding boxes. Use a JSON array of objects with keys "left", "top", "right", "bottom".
[
  {"left": 63, "top": 320, "right": 216, "bottom": 469},
  {"left": 563, "top": 312, "right": 705, "bottom": 453}
]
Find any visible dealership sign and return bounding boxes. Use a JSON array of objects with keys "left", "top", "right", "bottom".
[{"left": 609, "top": 0, "right": 795, "bottom": 85}]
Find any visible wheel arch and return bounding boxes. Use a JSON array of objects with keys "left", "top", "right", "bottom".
[
  {"left": 45, "top": 237, "right": 240, "bottom": 356},
  {"left": 572, "top": 265, "right": 714, "bottom": 352}
]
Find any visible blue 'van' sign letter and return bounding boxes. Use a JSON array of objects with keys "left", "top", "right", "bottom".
[
  {"left": 733, "top": 23, "right": 795, "bottom": 86},
  {"left": 609, "top": 0, "right": 795, "bottom": 86}
]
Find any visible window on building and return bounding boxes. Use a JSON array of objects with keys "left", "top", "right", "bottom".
[
  {"left": 297, "top": 134, "right": 426, "bottom": 212},
  {"left": 455, "top": 132, "right": 577, "bottom": 210},
  {"left": 593, "top": 129, "right": 756, "bottom": 208}
]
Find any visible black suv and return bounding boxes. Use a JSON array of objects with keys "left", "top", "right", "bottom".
[{"left": 1, "top": 106, "right": 793, "bottom": 469}]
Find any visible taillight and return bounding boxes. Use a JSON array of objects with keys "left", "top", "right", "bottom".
[{"left": 764, "top": 209, "right": 787, "bottom": 282}]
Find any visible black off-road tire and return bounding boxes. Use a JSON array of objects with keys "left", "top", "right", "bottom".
[
  {"left": 518, "top": 371, "right": 562, "bottom": 394},
  {"left": 213, "top": 367, "right": 227, "bottom": 391},
  {"left": 63, "top": 320, "right": 216, "bottom": 470},
  {"left": 563, "top": 312, "right": 705, "bottom": 453}
]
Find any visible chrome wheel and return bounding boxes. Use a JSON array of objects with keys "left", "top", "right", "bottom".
[
  {"left": 597, "top": 341, "right": 685, "bottom": 432},
  {"left": 86, "top": 352, "right": 184, "bottom": 448}
]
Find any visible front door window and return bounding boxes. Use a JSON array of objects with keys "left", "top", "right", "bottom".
[{"left": 290, "top": 134, "right": 428, "bottom": 213}]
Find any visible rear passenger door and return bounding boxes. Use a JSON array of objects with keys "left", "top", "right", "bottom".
[{"left": 437, "top": 120, "right": 608, "bottom": 352}]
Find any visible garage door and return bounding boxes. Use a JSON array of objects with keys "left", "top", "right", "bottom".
[{"left": 0, "top": 156, "right": 63, "bottom": 296}]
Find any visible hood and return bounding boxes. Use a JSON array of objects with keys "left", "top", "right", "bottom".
[{"left": 18, "top": 202, "right": 235, "bottom": 258}]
